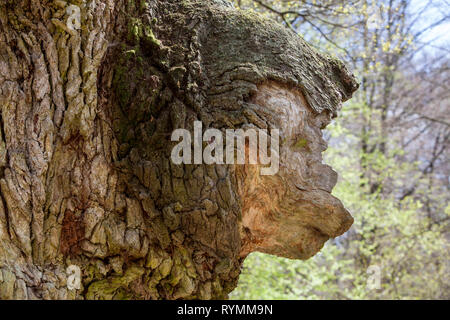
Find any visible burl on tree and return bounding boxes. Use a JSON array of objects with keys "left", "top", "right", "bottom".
[{"left": 0, "top": 0, "right": 358, "bottom": 299}]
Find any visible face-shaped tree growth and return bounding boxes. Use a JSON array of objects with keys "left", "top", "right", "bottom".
[{"left": 0, "top": 0, "right": 358, "bottom": 299}]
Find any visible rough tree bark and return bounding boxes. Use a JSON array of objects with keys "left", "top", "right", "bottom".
[{"left": 0, "top": 0, "right": 358, "bottom": 299}]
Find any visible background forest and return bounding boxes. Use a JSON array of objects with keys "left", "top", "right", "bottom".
[{"left": 230, "top": 0, "right": 450, "bottom": 299}]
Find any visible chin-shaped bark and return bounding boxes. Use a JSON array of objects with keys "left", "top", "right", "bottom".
[{"left": 0, "top": 0, "right": 357, "bottom": 299}]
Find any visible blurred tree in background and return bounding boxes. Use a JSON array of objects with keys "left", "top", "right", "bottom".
[{"left": 231, "top": 0, "right": 449, "bottom": 299}]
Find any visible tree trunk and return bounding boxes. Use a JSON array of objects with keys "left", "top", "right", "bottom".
[{"left": 0, "top": 0, "right": 358, "bottom": 299}]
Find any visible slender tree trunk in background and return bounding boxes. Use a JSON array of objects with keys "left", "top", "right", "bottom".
[{"left": 0, "top": 0, "right": 357, "bottom": 299}]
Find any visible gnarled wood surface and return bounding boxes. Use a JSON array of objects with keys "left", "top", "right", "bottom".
[{"left": 0, "top": 0, "right": 357, "bottom": 299}]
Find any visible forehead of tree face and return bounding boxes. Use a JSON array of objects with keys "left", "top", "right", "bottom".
[{"left": 194, "top": 1, "right": 359, "bottom": 115}]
